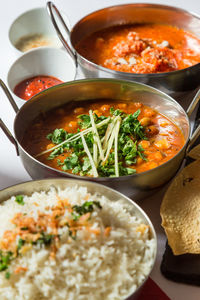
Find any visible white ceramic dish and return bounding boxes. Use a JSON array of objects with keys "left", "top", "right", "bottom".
[
  {"left": 7, "top": 47, "right": 77, "bottom": 107},
  {"left": 8, "top": 7, "right": 63, "bottom": 54}
]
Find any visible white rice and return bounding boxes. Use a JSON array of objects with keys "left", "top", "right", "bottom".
[{"left": 0, "top": 186, "right": 156, "bottom": 300}]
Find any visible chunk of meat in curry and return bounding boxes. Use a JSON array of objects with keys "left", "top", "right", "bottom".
[{"left": 76, "top": 24, "right": 200, "bottom": 73}]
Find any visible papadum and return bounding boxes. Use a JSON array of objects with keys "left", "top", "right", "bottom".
[{"left": 160, "top": 159, "right": 200, "bottom": 255}]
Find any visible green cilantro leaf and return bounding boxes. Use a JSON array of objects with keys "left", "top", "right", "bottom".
[
  {"left": 0, "top": 251, "right": 13, "bottom": 272},
  {"left": 72, "top": 201, "right": 102, "bottom": 218},
  {"left": 47, "top": 147, "right": 63, "bottom": 160},
  {"left": 17, "top": 238, "right": 25, "bottom": 252},
  {"left": 78, "top": 114, "right": 91, "bottom": 129},
  {"left": 47, "top": 128, "right": 67, "bottom": 144},
  {"left": 15, "top": 195, "right": 25, "bottom": 205},
  {"left": 5, "top": 271, "right": 10, "bottom": 279}
]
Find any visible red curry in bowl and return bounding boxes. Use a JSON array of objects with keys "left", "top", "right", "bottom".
[
  {"left": 22, "top": 100, "right": 185, "bottom": 177},
  {"left": 76, "top": 24, "right": 200, "bottom": 74},
  {"left": 14, "top": 75, "right": 63, "bottom": 100}
]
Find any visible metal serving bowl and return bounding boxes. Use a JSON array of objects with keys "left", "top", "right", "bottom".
[
  {"left": 1, "top": 78, "right": 200, "bottom": 200},
  {"left": 0, "top": 178, "right": 157, "bottom": 300},
  {"left": 47, "top": 2, "right": 200, "bottom": 96}
]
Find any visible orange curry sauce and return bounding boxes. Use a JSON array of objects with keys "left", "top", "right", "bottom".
[
  {"left": 22, "top": 100, "right": 185, "bottom": 175},
  {"left": 76, "top": 24, "right": 200, "bottom": 73}
]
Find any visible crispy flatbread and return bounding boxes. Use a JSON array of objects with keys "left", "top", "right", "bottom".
[
  {"left": 160, "top": 159, "right": 200, "bottom": 255},
  {"left": 188, "top": 144, "right": 200, "bottom": 160}
]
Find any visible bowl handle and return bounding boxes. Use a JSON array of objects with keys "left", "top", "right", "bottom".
[
  {"left": 0, "top": 119, "right": 19, "bottom": 155},
  {"left": 186, "top": 88, "right": 200, "bottom": 152},
  {"left": 0, "top": 79, "right": 19, "bottom": 113},
  {"left": 0, "top": 79, "right": 19, "bottom": 155},
  {"left": 47, "top": 1, "right": 77, "bottom": 66},
  {"left": 186, "top": 125, "right": 200, "bottom": 152},
  {"left": 186, "top": 88, "right": 200, "bottom": 118}
]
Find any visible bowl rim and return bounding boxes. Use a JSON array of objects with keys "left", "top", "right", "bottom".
[
  {"left": 0, "top": 177, "right": 157, "bottom": 299},
  {"left": 70, "top": 2, "right": 200, "bottom": 77},
  {"left": 13, "top": 77, "right": 190, "bottom": 181},
  {"left": 7, "top": 46, "right": 77, "bottom": 103}
]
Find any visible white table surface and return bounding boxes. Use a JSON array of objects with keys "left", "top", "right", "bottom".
[{"left": 0, "top": 1, "right": 200, "bottom": 299}]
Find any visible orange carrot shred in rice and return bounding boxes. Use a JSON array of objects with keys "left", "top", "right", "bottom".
[
  {"left": 15, "top": 266, "right": 28, "bottom": 274},
  {"left": 87, "top": 227, "right": 101, "bottom": 235},
  {"left": 84, "top": 194, "right": 90, "bottom": 201},
  {"left": 136, "top": 224, "right": 149, "bottom": 234},
  {"left": 78, "top": 212, "right": 91, "bottom": 224},
  {"left": 104, "top": 226, "right": 112, "bottom": 237}
]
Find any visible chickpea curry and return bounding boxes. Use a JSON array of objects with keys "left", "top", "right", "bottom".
[
  {"left": 76, "top": 24, "right": 200, "bottom": 74},
  {"left": 22, "top": 100, "right": 185, "bottom": 177}
]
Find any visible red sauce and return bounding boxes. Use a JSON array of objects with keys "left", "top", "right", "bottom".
[{"left": 14, "top": 75, "right": 63, "bottom": 100}]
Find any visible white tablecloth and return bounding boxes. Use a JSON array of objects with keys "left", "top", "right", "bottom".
[{"left": 0, "top": 1, "right": 200, "bottom": 299}]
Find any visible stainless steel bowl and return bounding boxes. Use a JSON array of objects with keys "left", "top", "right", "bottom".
[
  {"left": 47, "top": 2, "right": 200, "bottom": 96},
  {"left": 0, "top": 177, "right": 157, "bottom": 300},
  {"left": 1, "top": 78, "right": 199, "bottom": 200}
]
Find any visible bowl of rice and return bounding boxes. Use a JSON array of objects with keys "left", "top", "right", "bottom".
[{"left": 0, "top": 178, "right": 157, "bottom": 300}]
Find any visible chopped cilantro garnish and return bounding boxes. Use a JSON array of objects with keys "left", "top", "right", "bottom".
[
  {"left": 71, "top": 212, "right": 80, "bottom": 221},
  {"left": 17, "top": 238, "right": 25, "bottom": 252},
  {"left": 78, "top": 114, "right": 91, "bottom": 129},
  {"left": 62, "top": 153, "right": 80, "bottom": 171},
  {"left": 5, "top": 271, "right": 11, "bottom": 279},
  {"left": 32, "top": 233, "right": 54, "bottom": 246},
  {"left": 82, "top": 157, "right": 91, "bottom": 172},
  {"left": 0, "top": 251, "right": 13, "bottom": 272},
  {"left": 57, "top": 159, "right": 64, "bottom": 166},
  {"left": 20, "top": 227, "right": 28, "bottom": 231},
  {"left": 15, "top": 195, "right": 25, "bottom": 205},
  {"left": 72, "top": 201, "right": 102, "bottom": 220},
  {"left": 47, "top": 147, "right": 63, "bottom": 160},
  {"left": 47, "top": 128, "right": 67, "bottom": 144},
  {"left": 120, "top": 110, "right": 145, "bottom": 140},
  {"left": 68, "top": 229, "right": 76, "bottom": 240},
  {"left": 72, "top": 165, "right": 82, "bottom": 174},
  {"left": 110, "top": 107, "right": 124, "bottom": 117},
  {"left": 45, "top": 106, "right": 148, "bottom": 177}
]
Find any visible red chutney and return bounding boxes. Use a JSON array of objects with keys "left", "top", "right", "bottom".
[
  {"left": 14, "top": 75, "right": 63, "bottom": 100},
  {"left": 76, "top": 24, "right": 200, "bottom": 74}
]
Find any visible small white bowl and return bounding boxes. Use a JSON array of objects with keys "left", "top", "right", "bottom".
[
  {"left": 7, "top": 47, "right": 77, "bottom": 107},
  {"left": 9, "top": 7, "right": 63, "bottom": 54}
]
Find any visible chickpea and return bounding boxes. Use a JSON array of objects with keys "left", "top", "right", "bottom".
[
  {"left": 155, "top": 138, "right": 170, "bottom": 150},
  {"left": 93, "top": 109, "right": 102, "bottom": 116},
  {"left": 74, "top": 107, "right": 84, "bottom": 114},
  {"left": 100, "top": 104, "right": 110, "bottom": 112},
  {"left": 140, "top": 117, "right": 151, "bottom": 127},
  {"left": 118, "top": 103, "right": 127, "bottom": 109},
  {"left": 46, "top": 143, "right": 54, "bottom": 150},
  {"left": 95, "top": 37, "right": 105, "bottom": 48},
  {"left": 143, "top": 108, "right": 155, "bottom": 117},
  {"left": 152, "top": 151, "right": 163, "bottom": 161},
  {"left": 146, "top": 125, "right": 159, "bottom": 136},
  {"left": 134, "top": 102, "right": 143, "bottom": 108},
  {"left": 68, "top": 121, "right": 78, "bottom": 130},
  {"left": 137, "top": 157, "right": 143, "bottom": 165},
  {"left": 139, "top": 140, "right": 151, "bottom": 149}
]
